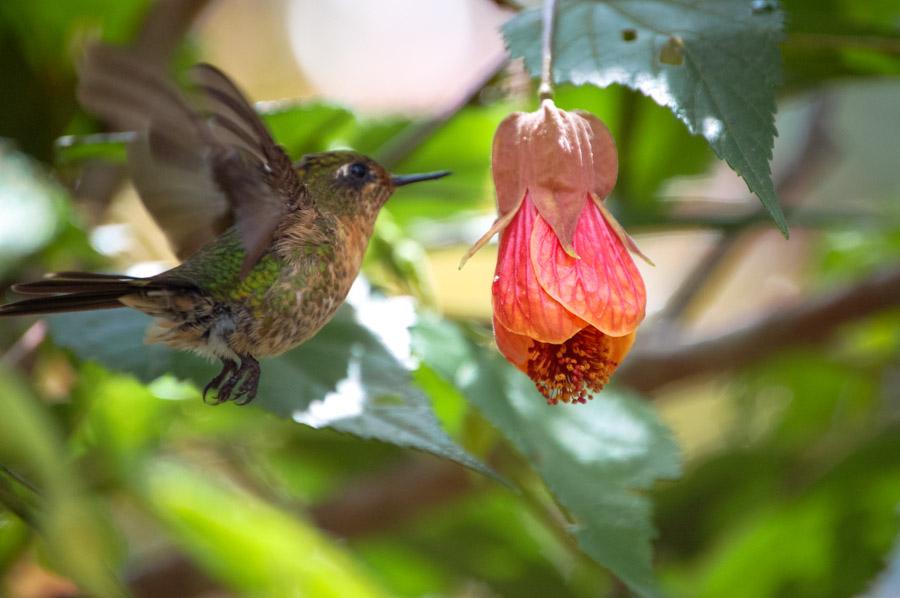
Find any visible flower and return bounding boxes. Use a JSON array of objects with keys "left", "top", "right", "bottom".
[{"left": 462, "top": 99, "right": 648, "bottom": 404}]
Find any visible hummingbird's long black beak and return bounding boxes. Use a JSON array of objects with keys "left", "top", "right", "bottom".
[{"left": 391, "top": 171, "right": 451, "bottom": 187}]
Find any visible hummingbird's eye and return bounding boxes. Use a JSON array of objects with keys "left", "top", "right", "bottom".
[{"left": 349, "top": 162, "right": 369, "bottom": 179}]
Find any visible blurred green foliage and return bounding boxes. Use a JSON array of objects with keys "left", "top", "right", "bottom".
[
  {"left": 0, "top": 0, "right": 899, "bottom": 597},
  {"left": 0, "top": 0, "right": 150, "bottom": 161}
]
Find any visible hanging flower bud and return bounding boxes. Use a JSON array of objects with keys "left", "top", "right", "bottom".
[{"left": 463, "top": 99, "right": 648, "bottom": 404}]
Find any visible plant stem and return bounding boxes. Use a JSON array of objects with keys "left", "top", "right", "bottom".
[
  {"left": 538, "top": 0, "right": 558, "bottom": 100},
  {"left": 0, "top": 466, "right": 39, "bottom": 526},
  {"left": 787, "top": 32, "right": 900, "bottom": 54}
]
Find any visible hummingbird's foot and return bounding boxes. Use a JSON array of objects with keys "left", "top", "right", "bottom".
[
  {"left": 213, "top": 365, "right": 242, "bottom": 404},
  {"left": 233, "top": 355, "right": 260, "bottom": 406},
  {"left": 201, "top": 355, "right": 261, "bottom": 405},
  {"left": 203, "top": 359, "right": 238, "bottom": 405}
]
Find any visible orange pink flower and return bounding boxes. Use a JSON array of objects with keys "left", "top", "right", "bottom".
[{"left": 463, "top": 99, "right": 648, "bottom": 404}]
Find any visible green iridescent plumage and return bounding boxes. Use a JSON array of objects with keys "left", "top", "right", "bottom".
[{"left": 171, "top": 229, "right": 284, "bottom": 306}]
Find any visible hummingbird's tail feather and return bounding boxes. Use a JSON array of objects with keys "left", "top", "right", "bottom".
[
  {"left": 0, "top": 273, "right": 145, "bottom": 316},
  {"left": 11, "top": 272, "right": 142, "bottom": 295},
  {"left": 0, "top": 294, "right": 128, "bottom": 316}
]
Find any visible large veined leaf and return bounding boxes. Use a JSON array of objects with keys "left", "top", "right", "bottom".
[
  {"left": 411, "top": 316, "right": 681, "bottom": 597},
  {"left": 47, "top": 289, "right": 492, "bottom": 478},
  {"left": 504, "top": 0, "right": 787, "bottom": 234}
]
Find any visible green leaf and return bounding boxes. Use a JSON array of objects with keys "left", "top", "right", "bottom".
[
  {"left": 142, "top": 460, "right": 387, "bottom": 597},
  {"left": 411, "top": 317, "right": 681, "bottom": 597},
  {"left": 54, "top": 132, "right": 131, "bottom": 166},
  {"left": 0, "top": 367, "right": 125, "bottom": 597},
  {"left": 47, "top": 296, "right": 493, "bottom": 479},
  {"left": 503, "top": 0, "right": 788, "bottom": 235},
  {"left": 71, "top": 364, "right": 172, "bottom": 474}
]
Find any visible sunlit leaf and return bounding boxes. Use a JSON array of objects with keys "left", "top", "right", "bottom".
[{"left": 504, "top": 0, "right": 788, "bottom": 234}]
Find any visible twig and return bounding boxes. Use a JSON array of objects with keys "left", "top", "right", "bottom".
[
  {"left": 632, "top": 209, "right": 883, "bottom": 231},
  {"left": 490, "top": 0, "right": 525, "bottom": 11},
  {"left": 0, "top": 466, "right": 39, "bottom": 526},
  {"left": 310, "top": 456, "right": 472, "bottom": 536},
  {"left": 616, "top": 264, "right": 900, "bottom": 393},
  {"left": 217, "top": 446, "right": 473, "bottom": 538},
  {"left": 786, "top": 32, "right": 900, "bottom": 55},
  {"left": 129, "top": 556, "right": 218, "bottom": 598}
]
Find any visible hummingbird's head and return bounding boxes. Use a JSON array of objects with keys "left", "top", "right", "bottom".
[{"left": 296, "top": 151, "right": 449, "bottom": 220}]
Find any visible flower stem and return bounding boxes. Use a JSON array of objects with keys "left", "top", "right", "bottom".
[{"left": 538, "top": 0, "right": 557, "bottom": 101}]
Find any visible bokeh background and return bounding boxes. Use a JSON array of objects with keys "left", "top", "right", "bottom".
[{"left": 2, "top": 0, "right": 900, "bottom": 596}]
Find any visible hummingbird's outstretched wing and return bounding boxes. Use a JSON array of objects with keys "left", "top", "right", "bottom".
[{"left": 77, "top": 45, "right": 300, "bottom": 275}]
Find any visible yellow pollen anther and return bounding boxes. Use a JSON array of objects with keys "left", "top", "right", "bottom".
[{"left": 525, "top": 327, "right": 619, "bottom": 405}]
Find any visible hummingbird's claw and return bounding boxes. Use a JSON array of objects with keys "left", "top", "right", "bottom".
[
  {"left": 234, "top": 356, "right": 260, "bottom": 406},
  {"left": 203, "top": 359, "right": 237, "bottom": 405},
  {"left": 202, "top": 355, "right": 260, "bottom": 405}
]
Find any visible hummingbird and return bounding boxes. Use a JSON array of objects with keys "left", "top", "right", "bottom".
[{"left": 0, "top": 45, "right": 449, "bottom": 405}]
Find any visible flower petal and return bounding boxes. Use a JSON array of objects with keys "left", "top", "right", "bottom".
[
  {"left": 531, "top": 197, "right": 646, "bottom": 337},
  {"left": 593, "top": 194, "right": 654, "bottom": 266},
  {"left": 575, "top": 109, "right": 618, "bottom": 201},
  {"left": 492, "top": 316, "right": 531, "bottom": 373},
  {"left": 492, "top": 112, "right": 529, "bottom": 217},
  {"left": 459, "top": 194, "right": 523, "bottom": 269},
  {"left": 527, "top": 101, "right": 619, "bottom": 253},
  {"left": 493, "top": 195, "right": 586, "bottom": 343},
  {"left": 607, "top": 330, "right": 637, "bottom": 364},
  {"left": 490, "top": 100, "right": 619, "bottom": 256}
]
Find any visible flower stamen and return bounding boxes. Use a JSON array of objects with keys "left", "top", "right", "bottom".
[{"left": 526, "top": 326, "right": 619, "bottom": 405}]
